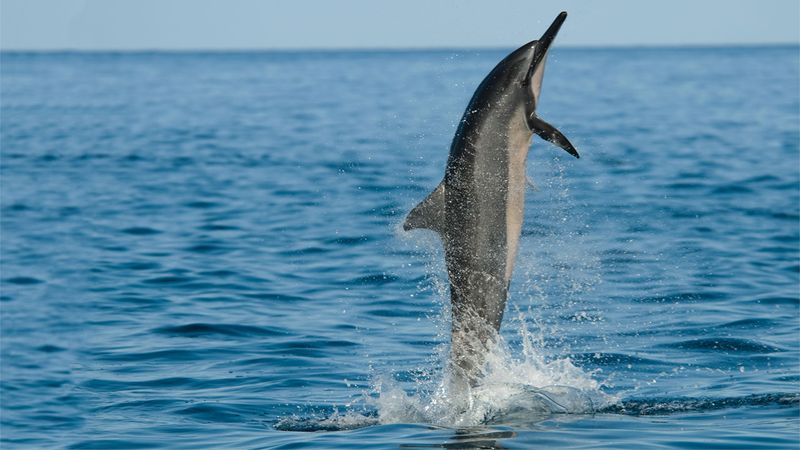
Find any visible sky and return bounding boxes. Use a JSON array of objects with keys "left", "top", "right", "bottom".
[{"left": 1, "top": 0, "right": 798, "bottom": 50}]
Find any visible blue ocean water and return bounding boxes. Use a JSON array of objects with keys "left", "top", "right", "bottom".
[{"left": 1, "top": 46, "right": 798, "bottom": 449}]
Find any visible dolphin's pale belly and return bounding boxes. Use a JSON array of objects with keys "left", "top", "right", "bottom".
[{"left": 504, "top": 124, "right": 534, "bottom": 284}]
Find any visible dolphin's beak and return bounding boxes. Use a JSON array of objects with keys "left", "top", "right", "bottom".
[{"left": 524, "top": 11, "right": 567, "bottom": 85}]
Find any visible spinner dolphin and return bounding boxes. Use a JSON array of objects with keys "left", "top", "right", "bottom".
[{"left": 404, "top": 12, "right": 579, "bottom": 385}]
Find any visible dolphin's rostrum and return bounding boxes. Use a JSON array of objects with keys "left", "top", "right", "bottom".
[{"left": 404, "top": 12, "right": 579, "bottom": 385}]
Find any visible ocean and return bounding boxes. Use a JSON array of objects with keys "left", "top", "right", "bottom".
[{"left": 1, "top": 46, "right": 798, "bottom": 448}]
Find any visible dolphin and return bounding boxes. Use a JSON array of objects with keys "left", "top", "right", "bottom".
[{"left": 403, "top": 12, "right": 579, "bottom": 385}]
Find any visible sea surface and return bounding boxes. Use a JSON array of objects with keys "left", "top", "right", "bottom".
[{"left": 1, "top": 46, "right": 798, "bottom": 449}]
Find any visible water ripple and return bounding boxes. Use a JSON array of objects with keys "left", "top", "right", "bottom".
[
  {"left": 664, "top": 338, "right": 786, "bottom": 354},
  {"left": 153, "top": 323, "right": 286, "bottom": 338}
]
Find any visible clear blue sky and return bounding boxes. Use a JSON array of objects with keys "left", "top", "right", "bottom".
[{"left": 1, "top": 0, "right": 798, "bottom": 50}]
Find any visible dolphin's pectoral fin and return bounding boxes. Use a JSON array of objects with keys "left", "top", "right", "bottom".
[
  {"left": 403, "top": 182, "right": 445, "bottom": 233},
  {"left": 528, "top": 114, "right": 580, "bottom": 159}
]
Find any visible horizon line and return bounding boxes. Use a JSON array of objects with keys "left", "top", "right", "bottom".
[{"left": 1, "top": 42, "right": 797, "bottom": 53}]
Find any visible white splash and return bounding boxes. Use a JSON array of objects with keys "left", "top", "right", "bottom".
[{"left": 371, "top": 316, "right": 616, "bottom": 427}]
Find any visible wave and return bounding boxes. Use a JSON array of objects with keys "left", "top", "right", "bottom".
[
  {"left": 274, "top": 392, "right": 800, "bottom": 432},
  {"left": 599, "top": 392, "right": 799, "bottom": 416}
]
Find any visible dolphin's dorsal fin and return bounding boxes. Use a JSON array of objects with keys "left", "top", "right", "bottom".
[
  {"left": 528, "top": 114, "right": 580, "bottom": 159},
  {"left": 403, "top": 182, "right": 444, "bottom": 233}
]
